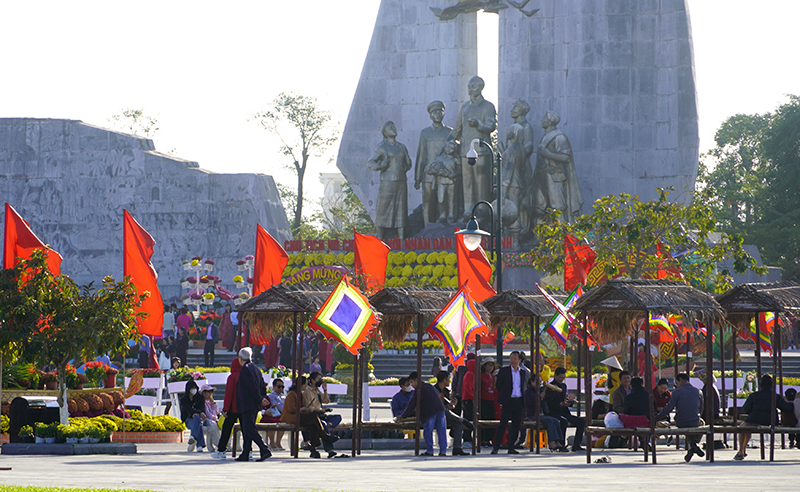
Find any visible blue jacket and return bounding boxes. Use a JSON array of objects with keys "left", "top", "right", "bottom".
[
  {"left": 654, "top": 381, "right": 702, "bottom": 427},
  {"left": 391, "top": 389, "right": 414, "bottom": 417},
  {"left": 400, "top": 382, "right": 445, "bottom": 422}
]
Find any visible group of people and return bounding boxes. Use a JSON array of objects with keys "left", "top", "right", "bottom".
[
  {"left": 179, "top": 347, "right": 342, "bottom": 460},
  {"left": 391, "top": 350, "right": 586, "bottom": 456}
]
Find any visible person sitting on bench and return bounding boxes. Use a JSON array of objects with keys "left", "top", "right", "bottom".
[{"left": 734, "top": 374, "right": 794, "bottom": 461}]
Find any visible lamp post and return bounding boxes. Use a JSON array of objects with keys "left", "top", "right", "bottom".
[{"left": 456, "top": 138, "right": 504, "bottom": 364}]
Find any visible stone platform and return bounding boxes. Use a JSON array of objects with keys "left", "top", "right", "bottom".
[{"left": 2, "top": 442, "right": 136, "bottom": 455}]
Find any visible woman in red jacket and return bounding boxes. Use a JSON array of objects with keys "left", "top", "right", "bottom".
[
  {"left": 479, "top": 357, "right": 497, "bottom": 447},
  {"left": 211, "top": 358, "right": 242, "bottom": 459}
]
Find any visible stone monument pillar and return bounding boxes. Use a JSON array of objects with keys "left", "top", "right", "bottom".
[
  {"left": 337, "top": 0, "right": 478, "bottom": 223},
  {"left": 499, "top": 0, "right": 700, "bottom": 208}
]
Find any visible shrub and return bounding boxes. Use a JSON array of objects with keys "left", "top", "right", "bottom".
[
  {"left": 0, "top": 415, "right": 9, "bottom": 434},
  {"left": 141, "top": 419, "right": 166, "bottom": 432},
  {"left": 18, "top": 425, "right": 33, "bottom": 438},
  {"left": 155, "top": 415, "right": 186, "bottom": 432},
  {"left": 98, "top": 392, "right": 116, "bottom": 412}
]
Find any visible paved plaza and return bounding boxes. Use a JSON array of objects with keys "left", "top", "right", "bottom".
[{"left": 0, "top": 442, "right": 797, "bottom": 491}]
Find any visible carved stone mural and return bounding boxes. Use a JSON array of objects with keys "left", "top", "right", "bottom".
[{"left": 0, "top": 118, "right": 291, "bottom": 302}]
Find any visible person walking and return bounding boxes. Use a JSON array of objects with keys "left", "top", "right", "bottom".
[
  {"left": 211, "top": 357, "right": 242, "bottom": 459},
  {"left": 491, "top": 351, "right": 529, "bottom": 454},
  {"left": 235, "top": 347, "right": 272, "bottom": 462}
]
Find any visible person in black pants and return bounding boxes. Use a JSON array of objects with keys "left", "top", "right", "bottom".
[
  {"left": 235, "top": 347, "right": 272, "bottom": 461},
  {"left": 544, "top": 366, "right": 586, "bottom": 452},
  {"left": 211, "top": 357, "right": 242, "bottom": 459},
  {"left": 204, "top": 321, "right": 220, "bottom": 366},
  {"left": 491, "top": 351, "right": 529, "bottom": 455}
]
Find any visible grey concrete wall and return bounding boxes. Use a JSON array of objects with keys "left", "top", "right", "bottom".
[
  {"left": 0, "top": 118, "right": 291, "bottom": 302},
  {"left": 336, "top": 0, "right": 478, "bottom": 220},
  {"left": 499, "top": 0, "right": 700, "bottom": 208}
]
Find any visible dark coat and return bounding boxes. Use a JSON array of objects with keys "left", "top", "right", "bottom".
[
  {"left": 179, "top": 380, "right": 205, "bottom": 422},
  {"left": 742, "top": 389, "right": 794, "bottom": 426},
  {"left": 400, "top": 382, "right": 445, "bottom": 423},
  {"left": 623, "top": 387, "right": 650, "bottom": 416},
  {"left": 544, "top": 379, "right": 572, "bottom": 417},
  {"left": 236, "top": 360, "right": 266, "bottom": 414},
  {"left": 495, "top": 365, "right": 530, "bottom": 405}
]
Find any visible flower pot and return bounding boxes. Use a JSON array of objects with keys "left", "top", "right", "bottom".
[
  {"left": 104, "top": 374, "right": 117, "bottom": 388},
  {"left": 45, "top": 381, "right": 57, "bottom": 390},
  {"left": 44, "top": 437, "right": 55, "bottom": 444},
  {"left": 35, "top": 436, "right": 45, "bottom": 443},
  {"left": 79, "top": 437, "right": 88, "bottom": 443},
  {"left": 181, "top": 282, "right": 190, "bottom": 289},
  {"left": 21, "top": 436, "right": 34, "bottom": 444},
  {"left": 204, "top": 264, "right": 213, "bottom": 271},
  {"left": 87, "top": 437, "right": 99, "bottom": 443},
  {"left": 238, "top": 264, "right": 247, "bottom": 271},
  {"left": 183, "top": 263, "right": 192, "bottom": 271},
  {"left": 66, "top": 437, "right": 78, "bottom": 444}
]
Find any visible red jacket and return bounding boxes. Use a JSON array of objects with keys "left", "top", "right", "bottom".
[
  {"left": 481, "top": 371, "right": 497, "bottom": 401},
  {"left": 222, "top": 358, "right": 242, "bottom": 413},
  {"left": 462, "top": 359, "right": 475, "bottom": 400}
]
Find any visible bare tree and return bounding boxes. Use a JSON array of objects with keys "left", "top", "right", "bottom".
[
  {"left": 108, "top": 108, "right": 159, "bottom": 138},
  {"left": 252, "top": 93, "right": 338, "bottom": 234}
]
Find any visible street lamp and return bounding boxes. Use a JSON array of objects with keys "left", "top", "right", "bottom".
[{"left": 456, "top": 138, "right": 504, "bottom": 364}]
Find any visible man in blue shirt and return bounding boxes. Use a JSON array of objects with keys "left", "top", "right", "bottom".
[{"left": 391, "top": 377, "right": 414, "bottom": 417}]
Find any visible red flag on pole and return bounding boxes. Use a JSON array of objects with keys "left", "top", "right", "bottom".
[
  {"left": 455, "top": 230, "right": 496, "bottom": 303},
  {"left": 564, "top": 234, "right": 595, "bottom": 291},
  {"left": 3, "top": 203, "right": 62, "bottom": 275},
  {"left": 123, "top": 210, "right": 163, "bottom": 337},
  {"left": 655, "top": 241, "right": 685, "bottom": 281},
  {"left": 354, "top": 230, "right": 390, "bottom": 294},
  {"left": 253, "top": 224, "right": 288, "bottom": 297}
]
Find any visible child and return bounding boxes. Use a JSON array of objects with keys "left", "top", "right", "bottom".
[{"left": 201, "top": 384, "right": 221, "bottom": 452}]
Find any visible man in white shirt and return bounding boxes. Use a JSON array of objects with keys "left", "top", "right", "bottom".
[
  {"left": 162, "top": 304, "right": 175, "bottom": 338},
  {"left": 491, "top": 351, "right": 530, "bottom": 454}
]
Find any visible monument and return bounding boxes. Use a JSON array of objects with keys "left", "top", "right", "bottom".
[
  {"left": 337, "top": 0, "right": 699, "bottom": 239},
  {"left": 0, "top": 118, "right": 291, "bottom": 302},
  {"left": 415, "top": 101, "right": 453, "bottom": 225},
  {"left": 367, "top": 121, "right": 413, "bottom": 240}
]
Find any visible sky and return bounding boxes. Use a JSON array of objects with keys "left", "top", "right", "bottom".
[{"left": 1, "top": 1, "right": 798, "bottom": 203}]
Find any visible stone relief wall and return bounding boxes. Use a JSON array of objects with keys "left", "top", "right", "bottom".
[
  {"left": 499, "top": 0, "right": 700, "bottom": 206},
  {"left": 336, "top": 0, "right": 478, "bottom": 221},
  {"left": 0, "top": 118, "right": 291, "bottom": 302}
]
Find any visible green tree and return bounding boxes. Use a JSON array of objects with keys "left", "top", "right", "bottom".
[
  {"left": 698, "top": 113, "right": 771, "bottom": 237},
  {"left": 756, "top": 95, "right": 800, "bottom": 281},
  {"left": 253, "top": 93, "right": 338, "bottom": 235},
  {"left": 1, "top": 251, "right": 145, "bottom": 423},
  {"left": 699, "top": 95, "right": 800, "bottom": 281},
  {"left": 321, "top": 183, "right": 376, "bottom": 238},
  {"left": 529, "top": 187, "right": 766, "bottom": 293}
]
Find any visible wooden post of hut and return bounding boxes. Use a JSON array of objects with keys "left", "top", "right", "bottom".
[
  {"left": 583, "top": 315, "right": 592, "bottom": 464},
  {"left": 415, "top": 314, "right": 423, "bottom": 456},
  {"left": 644, "top": 311, "right": 655, "bottom": 463},
  {"left": 770, "top": 328, "right": 777, "bottom": 462},
  {"left": 705, "top": 320, "right": 715, "bottom": 462},
  {"left": 352, "top": 350, "right": 359, "bottom": 457},
  {"left": 528, "top": 316, "right": 535, "bottom": 453},
  {"left": 732, "top": 325, "right": 738, "bottom": 451},
  {"left": 778, "top": 327, "right": 785, "bottom": 449},
  {"left": 292, "top": 312, "right": 301, "bottom": 458},
  {"left": 533, "top": 317, "right": 541, "bottom": 455},
  {"left": 473, "top": 337, "right": 481, "bottom": 454}
]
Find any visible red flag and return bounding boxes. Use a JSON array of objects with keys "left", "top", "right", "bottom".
[
  {"left": 123, "top": 210, "right": 164, "bottom": 337},
  {"left": 564, "top": 235, "right": 595, "bottom": 290},
  {"left": 253, "top": 224, "right": 288, "bottom": 296},
  {"left": 455, "top": 230, "right": 496, "bottom": 303},
  {"left": 354, "top": 230, "right": 390, "bottom": 293},
  {"left": 3, "top": 203, "right": 62, "bottom": 275},
  {"left": 655, "top": 241, "right": 685, "bottom": 281}
]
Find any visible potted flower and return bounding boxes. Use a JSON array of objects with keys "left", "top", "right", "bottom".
[
  {"left": 58, "top": 424, "right": 79, "bottom": 444},
  {"left": 246, "top": 277, "right": 254, "bottom": 285},
  {"left": 181, "top": 278, "right": 190, "bottom": 289},
  {"left": 40, "top": 372, "right": 57, "bottom": 390},
  {"left": 83, "top": 361, "right": 106, "bottom": 387},
  {"left": 183, "top": 260, "right": 192, "bottom": 271},
  {"left": 167, "top": 369, "right": 207, "bottom": 394},
  {"left": 19, "top": 425, "right": 34, "bottom": 443},
  {"left": 202, "top": 293, "right": 215, "bottom": 305},
  {"left": 201, "top": 275, "right": 215, "bottom": 287},
  {"left": 204, "top": 259, "right": 215, "bottom": 271},
  {"left": 104, "top": 365, "right": 119, "bottom": 388},
  {"left": 245, "top": 255, "right": 254, "bottom": 267},
  {"left": 236, "top": 260, "right": 247, "bottom": 271},
  {"left": 190, "top": 257, "right": 202, "bottom": 267},
  {"left": 233, "top": 275, "right": 245, "bottom": 288},
  {"left": 35, "top": 422, "right": 56, "bottom": 443}
]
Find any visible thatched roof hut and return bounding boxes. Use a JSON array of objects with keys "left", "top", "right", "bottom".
[
  {"left": 716, "top": 281, "right": 800, "bottom": 330},
  {"left": 482, "top": 289, "right": 568, "bottom": 328},
  {"left": 571, "top": 279, "right": 725, "bottom": 343},
  {"left": 236, "top": 284, "right": 336, "bottom": 339},
  {"left": 369, "top": 287, "right": 489, "bottom": 343}
]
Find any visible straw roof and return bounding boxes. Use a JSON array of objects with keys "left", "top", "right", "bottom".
[
  {"left": 717, "top": 281, "right": 800, "bottom": 329},
  {"left": 571, "top": 279, "right": 725, "bottom": 343},
  {"left": 482, "top": 289, "right": 568, "bottom": 328},
  {"left": 369, "top": 287, "right": 489, "bottom": 343},
  {"left": 236, "top": 284, "right": 335, "bottom": 339}
]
